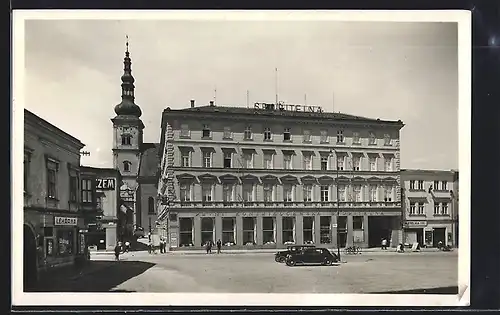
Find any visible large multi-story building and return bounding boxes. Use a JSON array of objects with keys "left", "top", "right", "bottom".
[
  {"left": 401, "top": 169, "right": 459, "bottom": 248},
  {"left": 156, "top": 101, "right": 405, "bottom": 250},
  {"left": 23, "top": 109, "right": 86, "bottom": 290}
]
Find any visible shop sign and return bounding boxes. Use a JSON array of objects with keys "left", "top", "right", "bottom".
[
  {"left": 54, "top": 216, "right": 78, "bottom": 226},
  {"left": 96, "top": 178, "right": 116, "bottom": 190},
  {"left": 254, "top": 102, "right": 323, "bottom": 113},
  {"left": 405, "top": 221, "right": 427, "bottom": 227}
]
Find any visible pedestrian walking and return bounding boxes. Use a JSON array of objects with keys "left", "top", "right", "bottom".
[
  {"left": 381, "top": 238, "right": 387, "bottom": 250},
  {"left": 148, "top": 241, "right": 153, "bottom": 254},
  {"left": 161, "top": 239, "right": 165, "bottom": 253},
  {"left": 216, "top": 239, "right": 222, "bottom": 254},
  {"left": 114, "top": 243, "right": 121, "bottom": 261},
  {"left": 125, "top": 241, "right": 130, "bottom": 253}
]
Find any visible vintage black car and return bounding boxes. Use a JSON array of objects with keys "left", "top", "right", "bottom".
[
  {"left": 274, "top": 245, "right": 316, "bottom": 263},
  {"left": 285, "top": 247, "right": 339, "bottom": 266}
]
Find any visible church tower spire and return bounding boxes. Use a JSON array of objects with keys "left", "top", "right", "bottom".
[{"left": 114, "top": 36, "right": 142, "bottom": 117}]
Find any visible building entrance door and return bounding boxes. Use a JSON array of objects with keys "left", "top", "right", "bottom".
[
  {"left": 432, "top": 227, "right": 446, "bottom": 247},
  {"left": 23, "top": 225, "right": 38, "bottom": 291},
  {"left": 368, "top": 216, "right": 392, "bottom": 248}
]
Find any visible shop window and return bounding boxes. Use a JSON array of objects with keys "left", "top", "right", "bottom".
[
  {"left": 353, "top": 216, "right": 364, "bottom": 230},
  {"left": 179, "top": 218, "right": 193, "bottom": 247},
  {"left": 320, "top": 216, "right": 331, "bottom": 244},
  {"left": 148, "top": 197, "right": 155, "bottom": 214},
  {"left": 222, "top": 217, "right": 236, "bottom": 245},
  {"left": 282, "top": 217, "right": 295, "bottom": 244},
  {"left": 303, "top": 216, "right": 315, "bottom": 244},
  {"left": 243, "top": 217, "right": 256, "bottom": 245},
  {"left": 57, "top": 229, "right": 74, "bottom": 256},
  {"left": 200, "top": 217, "right": 214, "bottom": 246},
  {"left": 263, "top": 217, "right": 276, "bottom": 244}
]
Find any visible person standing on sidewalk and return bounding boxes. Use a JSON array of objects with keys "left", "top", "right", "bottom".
[
  {"left": 381, "top": 238, "right": 388, "bottom": 250},
  {"left": 124, "top": 241, "right": 130, "bottom": 253},
  {"left": 114, "top": 243, "right": 121, "bottom": 261},
  {"left": 216, "top": 239, "right": 222, "bottom": 254}
]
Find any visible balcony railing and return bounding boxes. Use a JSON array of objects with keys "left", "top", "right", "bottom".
[{"left": 168, "top": 200, "right": 401, "bottom": 209}]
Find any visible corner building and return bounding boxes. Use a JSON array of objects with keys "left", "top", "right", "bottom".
[{"left": 157, "top": 101, "right": 405, "bottom": 250}]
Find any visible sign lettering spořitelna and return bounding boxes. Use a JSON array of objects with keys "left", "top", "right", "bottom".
[{"left": 254, "top": 102, "right": 323, "bottom": 113}]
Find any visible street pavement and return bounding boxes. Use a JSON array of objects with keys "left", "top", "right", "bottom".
[{"left": 44, "top": 250, "right": 458, "bottom": 294}]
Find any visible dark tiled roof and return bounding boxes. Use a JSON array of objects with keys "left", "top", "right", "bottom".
[
  {"left": 139, "top": 142, "right": 160, "bottom": 178},
  {"left": 165, "top": 105, "right": 402, "bottom": 125}
]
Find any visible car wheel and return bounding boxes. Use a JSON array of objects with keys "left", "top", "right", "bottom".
[
  {"left": 275, "top": 256, "right": 280, "bottom": 262},
  {"left": 323, "top": 258, "right": 331, "bottom": 266},
  {"left": 278, "top": 256, "right": 286, "bottom": 263},
  {"left": 286, "top": 259, "right": 296, "bottom": 266}
]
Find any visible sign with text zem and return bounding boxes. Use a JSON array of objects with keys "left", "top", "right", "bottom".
[
  {"left": 96, "top": 178, "right": 116, "bottom": 190},
  {"left": 54, "top": 216, "right": 78, "bottom": 226}
]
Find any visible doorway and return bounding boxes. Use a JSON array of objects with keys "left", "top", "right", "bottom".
[
  {"left": 368, "top": 216, "right": 393, "bottom": 248},
  {"left": 432, "top": 228, "right": 446, "bottom": 247},
  {"left": 23, "top": 225, "right": 38, "bottom": 291},
  {"left": 405, "top": 228, "right": 424, "bottom": 246}
]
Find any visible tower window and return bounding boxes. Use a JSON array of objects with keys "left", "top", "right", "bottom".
[
  {"left": 121, "top": 135, "right": 132, "bottom": 145},
  {"left": 123, "top": 161, "right": 132, "bottom": 172}
]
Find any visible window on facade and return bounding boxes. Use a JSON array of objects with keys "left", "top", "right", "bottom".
[
  {"left": 181, "top": 151, "right": 190, "bottom": 167},
  {"left": 263, "top": 153, "right": 273, "bottom": 169},
  {"left": 337, "top": 156, "right": 344, "bottom": 171},
  {"left": 81, "top": 179, "right": 92, "bottom": 203},
  {"left": 69, "top": 175, "right": 78, "bottom": 202},
  {"left": 121, "top": 135, "right": 132, "bottom": 145},
  {"left": 353, "top": 216, "right": 363, "bottom": 230},
  {"left": 223, "top": 126, "right": 232, "bottom": 139},
  {"left": 264, "top": 127, "right": 272, "bottom": 140},
  {"left": 202, "top": 183, "right": 212, "bottom": 202},
  {"left": 242, "top": 153, "right": 253, "bottom": 168},
  {"left": 409, "top": 202, "right": 416, "bottom": 215},
  {"left": 244, "top": 126, "right": 252, "bottom": 140},
  {"left": 384, "top": 186, "right": 393, "bottom": 202},
  {"left": 338, "top": 185, "right": 346, "bottom": 202},
  {"left": 369, "top": 157, "right": 377, "bottom": 171},
  {"left": 222, "top": 217, "right": 236, "bottom": 245},
  {"left": 57, "top": 229, "right": 74, "bottom": 256},
  {"left": 179, "top": 218, "right": 193, "bottom": 247},
  {"left": 320, "top": 185, "right": 329, "bottom": 202},
  {"left": 384, "top": 133, "right": 391, "bottom": 146},
  {"left": 46, "top": 160, "right": 58, "bottom": 199},
  {"left": 441, "top": 203, "right": 449, "bottom": 215},
  {"left": 282, "top": 217, "right": 295, "bottom": 243},
  {"left": 123, "top": 161, "right": 131, "bottom": 172},
  {"left": 283, "top": 184, "right": 294, "bottom": 202},
  {"left": 24, "top": 152, "right": 30, "bottom": 193},
  {"left": 283, "top": 154, "right": 292, "bottom": 170},
  {"left": 352, "top": 156, "right": 361, "bottom": 171},
  {"left": 418, "top": 180, "right": 424, "bottom": 190},
  {"left": 410, "top": 180, "right": 416, "bottom": 190},
  {"left": 200, "top": 217, "right": 214, "bottom": 246},
  {"left": 369, "top": 132, "right": 376, "bottom": 145},
  {"left": 148, "top": 197, "right": 155, "bottom": 214},
  {"left": 283, "top": 128, "right": 291, "bottom": 141},
  {"left": 303, "top": 155, "right": 312, "bottom": 170},
  {"left": 353, "top": 185, "right": 362, "bottom": 202},
  {"left": 223, "top": 151, "right": 232, "bottom": 168},
  {"left": 303, "top": 184, "right": 313, "bottom": 202},
  {"left": 202, "top": 124, "right": 211, "bottom": 138},
  {"left": 263, "top": 217, "right": 276, "bottom": 244},
  {"left": 242, "top": 183, "right": 254, "bottom": 202},
  {"left": 320, "top": 130, "right": 328, "bottom": 143},
  {"left": 441, "top": 181, "right": 448, "bottom": 191},
  {"left": 369, "top": 185, "right": 377, "bottom": 202},
  {"left": 418, "top": 203, "right": 425, "bottom": 215},
  {"left": 433, "top": 180, "right": 439, "bottom": 191},
  {"left": 243, "top": 217, "right": 256, "bottom": 245},
  {"left": 320, "top": 216, "right": 331, "bottom": 244},
  {"left": 222, "top": 183, "right": 233, "bottom": 202},
  {"left": 353, "top": 131, "right": 360, "bottom": 144},
  {"left": 303, "top": 217, "right": 314, "bottom": 244},
  {"left": 203, "top": 151, "right": 212, "bottom": 168},
  {"left": 336, "top": 130, "right": 344, "bottom": 143},
  {"left": 320, "top": 155, "right": 328, "bottom": 171},
  {"left": 180, "top": 124, "right": 190, "bottom": 138},
  {"left": 180, "top": 183, "right": 191, "bottom": 201},
  {"left": 263, "top": 184, "right": 275, "bottom": 202},
  {"left": 384, "top": 157, "right": 393, "bottom": 171},
  {"left": 303, "top": 129, "right": 311, "bottom": 142},
  {"left": 434, "top": 203, "right": 440, "bottom": 215}
]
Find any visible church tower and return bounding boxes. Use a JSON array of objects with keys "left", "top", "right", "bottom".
[{"left": 111, "top": 39, "right": 144, "bottom": 229}]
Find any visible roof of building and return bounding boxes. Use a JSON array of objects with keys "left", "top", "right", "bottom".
[
  {"left": 25, "top": 109, "right": 85, "bottom": 148},
  {"left": 139, "top": 142, "right": 160, "bottom": 178},
  {"left": 164, "top": 104, "right": 403, "bottom": 126}
]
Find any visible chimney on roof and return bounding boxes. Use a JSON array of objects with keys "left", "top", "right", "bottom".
[
  {"left": 209, "top": 100, "right": 215, "bottom": 107},
  {"left": 190, "top": 99, "right": 195, "bottom": 108}
]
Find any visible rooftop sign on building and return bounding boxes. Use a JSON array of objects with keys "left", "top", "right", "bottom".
[{"left": 254, "top": 101, "right": 323, "bottom": 113}]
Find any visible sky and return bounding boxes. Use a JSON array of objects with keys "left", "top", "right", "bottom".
[{"left": 23, "top": 17, "right": 459, "bottom": 170}]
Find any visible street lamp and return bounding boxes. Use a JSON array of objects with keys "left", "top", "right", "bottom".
[{"left": 330, "top": 148, "right": 341, "bottom": 261}]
